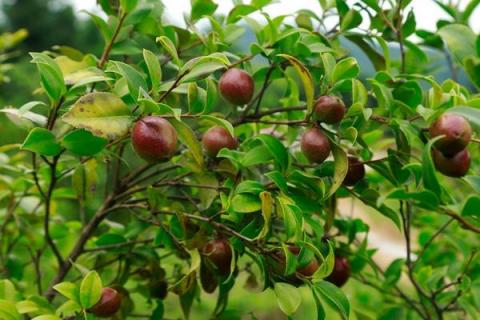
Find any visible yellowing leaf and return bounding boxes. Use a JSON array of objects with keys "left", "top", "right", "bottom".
[
  {"left": 277, "top": 54, "right": 314, "bottom": 120},
  {"left": 62, "top": 92, "right": 133, "bottom": 140}
]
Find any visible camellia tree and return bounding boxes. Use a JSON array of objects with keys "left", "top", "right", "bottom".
[{"left": 1, "top": 0, "right": 480, "bottom": 319}]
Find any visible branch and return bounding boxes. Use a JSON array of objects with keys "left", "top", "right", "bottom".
[
  {"left": 98, "top": 12, "right": 127, "bottom": 69},
  {"left": 441, "top": 207, "right": 480, "bottom": 233},
  {"left": 44, "top": 155, "right": 65, "bottom": 267}
]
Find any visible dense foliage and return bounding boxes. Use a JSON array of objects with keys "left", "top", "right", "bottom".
[{"left": 1, "top": 0, "right": 480, "bottom": 319}]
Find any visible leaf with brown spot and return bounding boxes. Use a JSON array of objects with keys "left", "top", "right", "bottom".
[{"left": 62, "top": 92, "right": 134, "bottom": 140}]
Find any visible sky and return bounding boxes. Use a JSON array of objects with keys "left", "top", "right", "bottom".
[{"left": 71, "top": 0, "right": 480, "bottom": 32}]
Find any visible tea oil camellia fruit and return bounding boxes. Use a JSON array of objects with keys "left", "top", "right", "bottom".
[
  {"left": 429, "top": 114, "right": 472, "bottom": 156},
  {"left": 314, "top": 96, "right": 346, "bottom": 124},
  {"left": 89, "top": 287, "right": 122, "bottom": 318},
  {"left": 432, "top": 149, "right": 470, "bottom": 177},
  {"left": 326, "top": 256, "right": 351, "bottom": 287},
  {"left": 131, "top": 116, "right": 177, "bottom": 161},
  {"left": 343, "top": 157, "right": 366, "bottom": 186},
  {"left": 219, "top": 68, "right": 254, "bottom": 105},
  {"left": 202, "top": 126, "right": 238, "bottom": 157},
  {"left": 301, "top": 128, "right": 331, "bottom": 163},
  {"left": 201, "top": 239, "right": 232, "bottom": 276},
  {"left": 271, "top": 246, "right": 319, "bottom": 279}
]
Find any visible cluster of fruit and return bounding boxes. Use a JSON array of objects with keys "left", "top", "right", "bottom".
[
  {"left": 131, "top": 67, "right": 366, "bottom": 186},
  {"left": 200, "top": 239, "right": 351, "bottom": 291},
  {"left": 429, "top": 114, "right": 472, "bottom": 177},
  {"left": 119, "top": 67, "right": 474, "bottom": 316}
]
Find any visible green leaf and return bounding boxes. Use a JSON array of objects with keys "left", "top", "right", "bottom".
[
  {"left": 191, "top": 0, "right": 218, "bottom": 22},
  {"left": 53, "top": 282, "right": 79, "bottom": 304},
  {"left": 0, "top": 280, "right": 18, "bottom": 302},
  {"left": 256, "top": 191, "right": 273, "bottom": 239},
  {"left": 0, "top": 300, "right": 21, "bottom": 320},
  {"left": 156, "top": 36, "right": 179, "bottom": 65},
  {"left": 30, "top": 53, "right": 66, "bottom": 102},
  {"left": 79, "top": 271, "right": 103, "bottom": 309},
  {"left": 22, "top": 128, "right": 62, "bottom": 156},
  {"left": 167, "top": 118, "right": 204, "bottom": 171},
  {"left": 461, "top": 195, "right": 480, "bottom": 217},
  {"left": 313, "top": 280, "right": 350, "bottom": 319},
  {"left": 340, "top": 9, "right": 362, "bottom": 31},
  {"left": 62, "top": 92, "right": 134, "bottom": 140},
  {"left": 332, "top": 57, "right": 360, "bottom": 83},
  {"left": 179, "top": 54, "right": 229, "bottom": 83},
  {"left": 199, "top": 115, "right": 234, "bottom": 137},
  {"left": 84, "top": 11, "right": 112, "bottom": 43},
  {"left": 277, "top": 54, "right": 314, "bottom": 119},
  {"left": 437, "top": 24, "right": 476, "bottom": 64},
  {"left": 62, "top": 129, "right": 107, "bottom": 156},
  {"left": 384, "top": 258, "right": 404, "bottom": 286},
  {"left": 31, "top": 316, "right": 61, "bottom": 320},
  {"left": 422, "top": 137, "right": 442, "bottom": 196},
  {"left": 326, "top": 142, "right": 348, "bottom": 198},
  {"left": 120, "top": 0, "right": 138, "bottom": 12},
  {"left": 143, "top": 49, "right": 162, "bottom": 95},
  {"left": 274, "top": 282, "right": 302, "bottom": 316},
  {"left": 227, "top": 5, "right": 257, "bottom": 23},
  {"left": 108, "top": 61, "right": 148, "bottom": 100},
  {"left": 231, "top": 194, "right": 261, "bottom": 213},
  {"left": 252, "top": 134, "right": 289, "bottom": 173}
]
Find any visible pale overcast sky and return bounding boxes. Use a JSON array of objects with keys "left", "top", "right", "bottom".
[{"left": 71, "top": 0, "right": 480, "bottom": 32}]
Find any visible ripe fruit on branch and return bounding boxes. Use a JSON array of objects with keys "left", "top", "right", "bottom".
[
  {"left": 201, "top": 239, "right": 232, "bottom": 276},
  {"left": 429, "top": 114, "right": 472, "bottom": 156},
  {"left": 89, "top": 287, "right": 122, "bottom": 318},
  {"left": 271, "top": 246, "right": 319, "bottom": 278},
  {"left": 326, "top": 256, "right": 351, "bottom": 287},
  {"left": 314, "top": 96, "right": 346, "bottom": 124},
  {"left": 219, "top": 68, "right": 254, "bottom": 105},
  {"left": 131, "top": 116, "right": 177, "bottom": 161},
  {"left": 432, "top": 149, "right": 470, "bottom": 177},
  {"left": 301, "top": 128, "right": 331, "bottom": 163},
  {"left": 343, "top": 156, "right": 366, "bottom": 186},
  {"left": 200, "top": 260, "right": 219, "bottom": 293},
  {"left": 202, "top": 126, "right": 238, "bottom": 157}
]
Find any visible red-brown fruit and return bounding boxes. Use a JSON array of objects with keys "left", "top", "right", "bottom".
[
  {"left": 219, "top": 68, "right": 254, "bottom": 105},
  {"left": 89, "top": 287, "right": 122, "bottom": 318},
  {"left": 343, "top": 156, "right": 366, "bottom": 186},
  {"left": 301, "top": 128, "right": 331, "bottom": 163},
  {"left": 326, "top": 256, "right": 351, "bottom": 287},
  {"left": 429, "top": 114, "right": 472, "bottom": 156},
  {"left": 297, "top": 259, "right": 320, "bottom": 277},
  {"left": 201, "top": 239, "right": 232, "bottom": 276},
  {"left": 202, "top": 126, "right": 238, "bottom": 157},
  {"left": 200, "top": 260, "right": 219, "bottom": 293},
  {"left": 432, "top": 149, "right": 470, "bottom": 177},
  {"left": 131, "top": 116, "right": 177, "bottom": 161},
  {"left": 314, "top": 96, "right": 346, "bottom": 124}
]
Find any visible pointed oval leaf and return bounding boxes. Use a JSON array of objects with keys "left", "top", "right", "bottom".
[
  {"left": 62, "top": 92, "right": 133, "bottom": 140},
  {"left": 277, "top": 54, "right": 314, "bottom": 119},
  {"left": 79, "top": 271, "right": 102, "bottom": 309}
]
